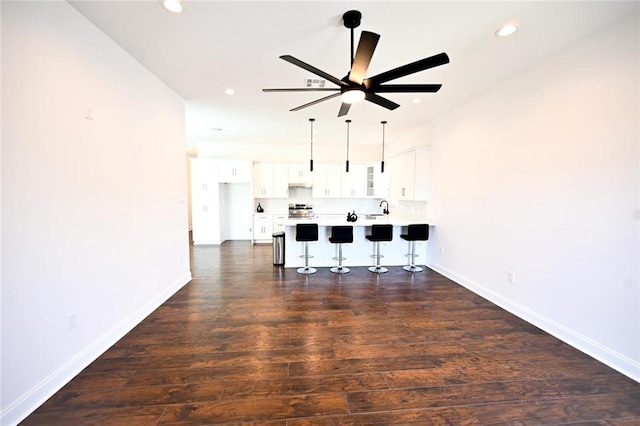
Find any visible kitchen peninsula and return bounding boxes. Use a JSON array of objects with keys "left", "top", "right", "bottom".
[{"left": 283, "top": 216, "right": 432, "bottom": 269}]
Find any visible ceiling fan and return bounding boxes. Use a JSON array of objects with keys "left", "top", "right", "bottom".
[{"left": 262, "top": 10, "right": 450, "bottom": 117}]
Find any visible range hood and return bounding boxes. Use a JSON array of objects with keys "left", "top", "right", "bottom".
[{"left": 288, "top": 182, "right": 312, "bottom": 188}]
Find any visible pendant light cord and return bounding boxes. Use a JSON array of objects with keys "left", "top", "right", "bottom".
[
  {"left": 381, "top": 120, "right": 387, "bottom": 173},
  {"left": 345, "top": 119, "right": 351, "bottom": 172},
  {"left": 309, "top": 118, "right": 315, "bottom": 172}
]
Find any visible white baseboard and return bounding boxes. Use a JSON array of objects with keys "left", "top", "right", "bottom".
[
  {"left": 1, "top": 271, "right": 193, "bottom": 426},
  {"left": 426, "top": 260, "right": 640, "bottom": 383}
]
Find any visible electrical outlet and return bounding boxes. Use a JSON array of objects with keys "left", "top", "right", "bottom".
[
  {"left": 439, "top": 246, "right": 445, "bottom": 255},
  {"left": 66, "top": 312, "right": 77, "bottom": 331},
  {"left": 507, "top": 271, "right": 516, "bottom": 284},
  {"left": 84, "top": 105, "right": 93, "bottom": 120}
]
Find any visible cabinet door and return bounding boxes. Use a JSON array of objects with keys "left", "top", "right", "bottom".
[
  {"left": 273, "top": 215, "right": 287, "bottom": 233},
  {"left": 288, "top": 163, "right": 312, "bottom": 186},
  {"left": 253, "top": 215, "right": 273, "bottom": 241},
  {"left": 190, "top": 158, "right": 221, "bottom": 244},
  {"left": 389, "top": 151, "right": 415, "bottom": 200},
  {"left": 341, "top": 164, "right": 367, "bottom": 198},
  {"left": 219, "top": 160, "right": 251, "bottom": 183},
  {"left": 272, "top": 163, "right": 289, "bottom": 198},
  {"left": 367, "top": 163, "right": 389, "bottom": 198},
  {"left": 367, "top": 164, "right": 389, "bottom": 198},
  {"left": 253, "top": 163, "right": 289, "bottom": 198},
  {"left": 253, "top": 163, "right": 272, "bottom": 197},
  {"left": 312, "top": 164, "right": 342, "bottom": 198},
  {"left": 388, "top": 149, "right": 429, "bottom": 201},
  {"left": 413, "top": 149, "right": 429, "bottom": 201}
]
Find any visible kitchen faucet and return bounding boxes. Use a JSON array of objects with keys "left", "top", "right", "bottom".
[{"left": 380, "top": 200, "right": 389, "bottom": 215}]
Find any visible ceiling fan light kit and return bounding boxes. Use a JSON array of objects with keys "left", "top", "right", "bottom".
[
  {"left": 263, "top": 10, "right": 449, "bottom": 117},
  {"left": 341, "top": 87, "right": 366, "bottom": 104}
]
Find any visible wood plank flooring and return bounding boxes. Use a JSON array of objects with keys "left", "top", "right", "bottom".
[{"left": 21, "top": 240, "right": 640, "bottom": 425}]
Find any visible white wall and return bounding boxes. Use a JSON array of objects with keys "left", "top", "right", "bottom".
[
  {"left": 1, "top": 2, "right": 192, "bottom": 424},
  {"left": 426, "top": 14, "right": 639, "bottom": 380}
]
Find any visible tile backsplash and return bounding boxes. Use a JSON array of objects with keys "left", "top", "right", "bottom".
[
  {"left": 254, "top": 197, "right": 383, "bottom": 215},
  {"left": 254, "top": 195, "right": 428, "bottom": 220},
  {"left": 392, "top": 200, "right": 429, "bottom": 221}
]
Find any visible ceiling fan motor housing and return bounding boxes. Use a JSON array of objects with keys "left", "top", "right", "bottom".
[{"left": 343, "top": 10, "right": 362, "bottom": 29}]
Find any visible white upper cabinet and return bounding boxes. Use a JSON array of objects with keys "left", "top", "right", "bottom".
[
  {"left": 218, "top": 160, "right": 251, "bottom": 183},
  {"left": 288, "top": 163, "right": 312, "bottom": 187},
  {"left": 366, "top": 163, "right": 389, "bottom": 198},
  {"left": 253, "top": 163, "right": 289, "bottom": 198},
  {"left": 312, "top": 163, "right": 342, "bottom": 198},
  {"left": 341, "top": 163, "right": 368, "bottom": 198},
  {"left": 272, "top": 163, "right": 289, "bottom": 197},
  {"left": 389, "top": 148, "right": 429, "bottom": 201}
]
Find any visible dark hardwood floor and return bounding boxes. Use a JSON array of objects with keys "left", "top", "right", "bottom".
[{"left": 21, "top": 240, "right": 640, "bottom": 425}]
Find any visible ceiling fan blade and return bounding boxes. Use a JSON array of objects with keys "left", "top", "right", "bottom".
[
  {"left": 263, "top": 88, "right": 340, "bottom": 92},
  {"left": 365, "top": 52, "right": 450, "bottom": 87},
  {"left": 373, "top": 84, "right": 442, "bottom": 93},
  {"left": 280, "top": 55, "right": 348, "bottom": 88},
  {"left": 365, "top": 92, "right": 400, "bottom": 111},
  {"left": 349, "top": 31, "right": 380, "bottom": 85},
  {"left": 290, "top": 92, "right": 341, "bottom": 112},
  {"left": 338, "top": 102, "right": 351, "bottom": 117}
]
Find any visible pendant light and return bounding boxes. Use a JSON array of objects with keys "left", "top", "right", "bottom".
[
  {"left": 309, "top": 118, "right": 315, "bottom": 172},
  {"left": 345, "top": 119, "right": 351, "bottom": 172},
  {"left": 380, "top": 120, "right": 387, "bottom": 173}
]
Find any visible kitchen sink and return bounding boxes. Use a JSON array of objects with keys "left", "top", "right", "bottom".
[{"left": 365, "top": 214, "right": 386, "bottom": 220}]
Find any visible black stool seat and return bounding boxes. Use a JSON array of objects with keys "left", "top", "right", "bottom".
[
  {"left": 329, "top": 226, "right": 354, "bottom": 244},
  {"left": 400, "top": 224, "right": 429, "bottom": 242},
  {"left": 366, "top": 224, "right": 393, "bottom": 242},
  {"left": 366, "top": 224, "right": 393, "bottom": 273},
  {"left": 400, "top": 224, "right": 429, "bottom": 273},
  {"left": 329, "top": 226, "right": 353, "bottom": 274},
  {"left": 296, "top": 223, "right": 318, "bottom": 274},
  {"left": 296, "top": 223, "right": 318, "bottom": 242}
]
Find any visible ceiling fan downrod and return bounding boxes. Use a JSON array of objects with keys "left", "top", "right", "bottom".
[{"left": 343, "top": 10, "right": 362, "bottom": 68}]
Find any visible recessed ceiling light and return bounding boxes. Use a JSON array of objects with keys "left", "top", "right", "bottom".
[
  {"left": 161, "top": 0, "right": 183, "bottom": 13},
  {"left": 224, "top": 88, "right": 235, "bottom": 96},
  {"left": 495, "top": 24, "right": 518, "bottom": 37},
  {"left": 412, "top": 97, "right": 422, "bottom": 104}
]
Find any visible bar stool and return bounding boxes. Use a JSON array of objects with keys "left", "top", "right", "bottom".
[
  {"left": 329, "top": 226, "right": 353, "bottom": 274},
  {"left": 366, "top": 224, "right": 393, "bottom": 274},
  {"left": 296, "top": 223, "right": 318, "bottom": 275},
  {"left": 400, "top": 224, "right": 429, "bottom": 273}
]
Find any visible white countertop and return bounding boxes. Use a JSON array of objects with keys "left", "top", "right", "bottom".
[{"left": 283, "top": 215, "right": 434, "bottom": 227}]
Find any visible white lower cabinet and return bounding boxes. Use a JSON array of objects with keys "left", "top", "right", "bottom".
[
  {"left": 253, "top": 214, "right": 274, "bottom": 242},
  {"left": 253, "top": 214, "right": 289, "bottom": 243},
  {"left": 273, "top": 215, "right": 287, "bottom": 233}
]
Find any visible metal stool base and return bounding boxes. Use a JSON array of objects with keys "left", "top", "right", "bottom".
[
  {"left": 297, "top": 267, "right": 317, "bottom": 275},
  {"left": 330, "top": 266, "right": 350, "bottom": 274},
  {"left": 368, "top": 266, "right": 388, "bottom": 274},
  {"left": 403, "top": 265, "right": 423, "bottom": 273}
]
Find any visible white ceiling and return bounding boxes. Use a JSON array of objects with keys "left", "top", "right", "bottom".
[{"left": 69, "top": 1, "right": 637, "bottom": 151}]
